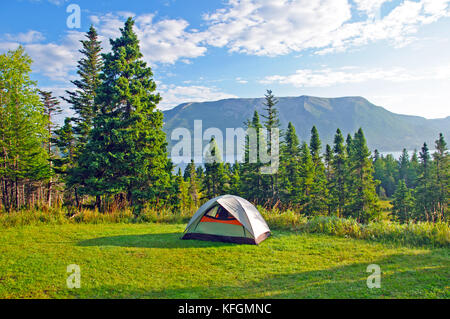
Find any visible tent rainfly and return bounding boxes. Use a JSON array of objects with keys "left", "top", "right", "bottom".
[{"left": 181, "top": 195, "right": 271, "bottom": 245}]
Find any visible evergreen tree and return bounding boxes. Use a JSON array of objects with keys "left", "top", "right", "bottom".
[
  {"left": 324, "top": 144, "right": 333, "bottom": 214},
  {"left": 184, "top": 160, "right": 195, "bottom": 181},
  {"left": 78, "top": 18, "right": 172, "bottom": 211},
  {"left": 241, "top": 111, "right": 267, "bottom": 203},
  {"left": 228, "top": 162, "right": 242, "bottom": 196},
  {"left": 408, "top": 150, "right": 420, "bottom": 189},
  {"left": 62, "top": 25, "right": 102, "bottom": 151},
  {"left": 398, "top": 148, "right": 410, "bottom": 183},
  {"left": 346, "top": 128, "right": 380, "bottom": 222},
  {"left": 63, "top": 26, "right": 103, "bottom": 205},
  {"left": 299, "top": 142, "right": 314, "bottom": 214},
  {"left": 279, "top": 122, "right": 301, "bottom": 206},
  {"left": 185, "top": 159, "right": 199, "bottom": 210},
  {"left": 39, "top": 90, "right": 62, "bottom": 206},
  {"left": 309, "top": 126, "right": 328, "bottom": 214},
  {"left": 53, "top": 118, "right": 77, "bottom": 205},
  {"left": 330, "top": 129, "right": 348, "bottom": 216},
  {"left": 432, "top": 133, "right": 449, "bottom": 220},
  {"left": 415, "top": 143, "right": 433, "bottom": 221},
  {"left": 203, "top": 137, "right": 225, "bottom": 198},
  {"left": 391, "top": 180, "right": 415, "bottom": 223}
]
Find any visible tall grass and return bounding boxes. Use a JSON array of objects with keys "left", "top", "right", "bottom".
[
  {"left": 0, "top": 205, "right": 191, "bottom": 228},
  {"left": 1, "top": 206, "right": 448, "bottom": 247},
  {"left": 259, "top": 208, "right": 450, "bottom": 248}
]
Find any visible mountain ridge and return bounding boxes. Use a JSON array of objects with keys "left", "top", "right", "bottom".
[{"left": 162, "top": 95, "right": 450, "bottom": 152}]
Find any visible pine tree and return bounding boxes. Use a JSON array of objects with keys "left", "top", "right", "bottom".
[
  {"left": 228, "top": 162, "right": 242, "bottom": 196},
  {"left": 241, "top": 111, "right": 267, "bottom": 203},
  {"left": 308, "top": 126, "right": 328, "bottom": 214},
  {"left": 398, "top": 148, "right": 410, "bottom": 183},
  {"left": 39, "top": 90, "right": 62, "bottom": 206},
  {"left": 53, "top": 118, "right": 77, "bottom": 204},
  {"left": 184, "top": 161, "right": 195, "bottom": 181},
  {"left": 261, "top": 90, "right": 280, "bottom": 201},
  {"left": 324, "top": 144, "right": 333, "bottom": 214},
  {"left": 408, "top": 149, "right": 420, "bottom": 189},
  {"left": 415, "top": 143, "right": 433, "bottom": 221},
  {"left": 203, "top": 137, "right": 226, "bottom": 198},
  {"left": 330, "top": 129, "right": 348, "bottom": 216},
  {"left": 78, "top": 18, "right": 172, "bottom": 211},
  {"left": 279, "top": 122, "right": 301, "bottom": 206},
  {"left": 391, "top": 180, "right": 415, "bottom": 223},
  {"left": 62, "top": 26, "right": 102, "bottom": 205},
  {"left": 432, "top": 133, "right": 449, "bottom": 220},
  {"left": 346, "top": 128, "right": 380, "bottom": 222},
  {"left": 299, "top": 142, "right": 315, "bottom": 214},
  {"left": 186, "top": 159, "right": 199, "bottom": 210},
  {"left": 62, "top": 25, "right": 102, "bottom": 151}
]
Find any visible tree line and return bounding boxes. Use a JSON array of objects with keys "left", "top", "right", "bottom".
[{"left": 0, "top": 18, "right": 448, "bottom": 223}]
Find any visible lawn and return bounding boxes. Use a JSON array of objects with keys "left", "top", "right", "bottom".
[{"left": 0, "top": 223, "right": 448, "bottom": 299}]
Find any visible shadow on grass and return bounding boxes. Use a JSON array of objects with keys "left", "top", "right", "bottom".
[
  {"left": 68, "top": 252, "right": 448, "bottom": 299},
  {"left": 78, "top": 232, "right": 236, "bottom": 249}
]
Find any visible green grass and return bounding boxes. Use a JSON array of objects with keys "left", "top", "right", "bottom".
[{"left": 0, "top": 223, "right": 448, "bottom": 299}]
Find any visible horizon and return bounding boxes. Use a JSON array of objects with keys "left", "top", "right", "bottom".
[
  {"left": 165, "top": 94, "right": 450, "bottom": 120},
  {"left": 1, "top": 0, "right": 450, "bottom": 122}
]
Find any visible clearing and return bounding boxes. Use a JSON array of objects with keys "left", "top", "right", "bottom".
[{"left": 0, "top": 223, "right": 448, "bottom": 298}]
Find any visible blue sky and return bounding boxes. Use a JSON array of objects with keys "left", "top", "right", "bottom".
[{"left": 1, "top": 0, "right": 450, "bottom": 120}]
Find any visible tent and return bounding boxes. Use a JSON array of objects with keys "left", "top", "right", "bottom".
[{"left": 181, "top": 195, "right": 271, "bottom": 245}]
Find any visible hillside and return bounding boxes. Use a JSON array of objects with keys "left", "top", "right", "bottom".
[{"left": 162, "top": 96, "right": 450, "bottom": 152}]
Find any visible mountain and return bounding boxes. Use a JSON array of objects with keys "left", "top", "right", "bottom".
[{"left": 162, "top": 95, "right": 450, "bottom": 153}]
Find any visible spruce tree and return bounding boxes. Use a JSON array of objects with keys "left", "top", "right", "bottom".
[
  {"left": 432, "top": 134, "right": 448, "bottom": 220},
  {"left": 279, "top": 122, "right": 301, "bottom": 206},
  {"left": 408, "top": 150, "right": 420, "bottom": 189},
  {"left": 346, "top": 128, "right": 380, "bottom": 222},
  {"left": 398, "top": 148, "right": 410, "bottom": 183},
  {"left": 261, "top": 90, "right": 280, "bottom": 200},
  {"left": 203, "top": 137, "right": 226, "bottom": 198},
  {"left": 391, "top": 180, "right": 415, "bottom": 223},
  {"left": 330, "top": 129, "right": 348, "bottom": 216},
  {"left": 299, "top": 142, "right": 314, "bottom": 214},
  {"left": 241, "top": 111, "right": 267, "bottom": 203},
  {"left": 309, "top": 126, "right": 328, "bottom": 214},
  {"left": 415, "top": 143, "right": 433, "bottom": 221},
  {"left": 62, "top": 25, "right": 102, "bottom": 150},
  {"left": 78, "top": 18, "right": 172, "bottom": 211},
  {"left": 39, "top": 90, "right": 62, "bottom": 206},
  {"left": 186, "top": 159, "right": 199, "bottom": 210},
  {"left": 228, "top": 162, "right": 242, "bottom": 196}
]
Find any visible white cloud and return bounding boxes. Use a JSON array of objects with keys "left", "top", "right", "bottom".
[
  {"left": 353, "top": 0, "right": 392, "bottom": 19},
  {"left": 0, "top": 30, "right": 82, "bottom": 82},
  {"left": 202, "top": 0, "right": 450, "bottom": 56},
  {"left": 203, "top": 0, "right": 352, "bottom": 56},
  {"left": 92, "top": 13, "right": 207, "bottom": 64},
  {"left": 260, "top": 65, "right": 450, "bottom": 87},
  {"left": 5, "top": 30, "right": 45, "bottom": 43},
  {"left": 157, "top": 84, "right": 237, "bottom": 110}
]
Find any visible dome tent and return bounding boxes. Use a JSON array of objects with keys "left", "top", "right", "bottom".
[{"left": 182, "top": 195, "right": 271, "bottom": 245}]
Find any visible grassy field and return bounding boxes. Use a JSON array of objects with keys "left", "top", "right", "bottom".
[{"left": 0, "top": 223, "right": 448, "bottom": 299}]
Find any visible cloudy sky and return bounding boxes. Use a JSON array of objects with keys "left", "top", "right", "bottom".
[{"left": 1, "top": 0, "right": 450, "bottom": 119}]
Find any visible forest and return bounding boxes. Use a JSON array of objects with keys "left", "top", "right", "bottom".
[{"left": 1, "top": 18, "right": 448, "bottom": 225}]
